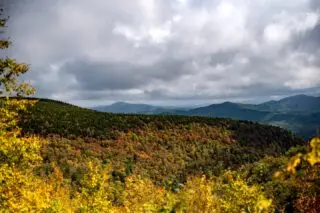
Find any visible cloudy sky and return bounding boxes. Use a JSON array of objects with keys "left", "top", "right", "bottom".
[{"left": 5, "top": 0, "right": 320, "bottom": 106}]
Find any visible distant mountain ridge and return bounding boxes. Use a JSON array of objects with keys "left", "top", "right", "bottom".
[
  {"left": 92, "top": 101, "right": 189, "bottom": 114},
  {"left": 186, "top": 102, "right": 269, "bottom": 121},
  {"left": 93, "top": 102, "right": 160, "bottom": 114},
  {"left": 253, "top": 95, "right": 320, "bottom": 112},
  {"left": 176, "top": 95, "right": 320, "bottom": 138},
  {"left": 92, "top": 94, "right": 320, "bottom": 114},
  {"left": 92, "top": 95, "right": 320, "bottom": 138}
]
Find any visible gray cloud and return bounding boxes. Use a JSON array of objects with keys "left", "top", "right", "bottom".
[
  {"left": 59, "top": 57, "right": 193, "bottom": 92},
  {"left": 304, "top": 24, "right": 320, "bottom": 50},
  {"left": 310, "top": 0, "right": 320, "bottom": 10},
  {"left": 4, "top": 0, "right": 320, "bottom": 106}
]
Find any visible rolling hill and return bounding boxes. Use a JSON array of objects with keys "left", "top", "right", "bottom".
[
  {"left": 92, "top": 94, "right": 320, "bottom": 114},
  {"left": 184, "top": 102, "right": 269, "bottom": 121},
  {"left": 180, "top": 95, "right": 320, "bottom": 138},
  {"left": 20, "top": 98, "right": 302, "bottom": 143},
  {"left": 91, "top": 95, "right": 320, "bottom": 138},
  {"left": 18, "top": 99, "right": 306, "bottom": 177},
  {"left": 93, "top": 102, "right": 161, "bottom": 114},
  {"left": 92, "top": 101, "right": 190, "bottom": 114},
  {"left": 251, "top": 94, "right": 320, "bottom": 112},
  {"left": 10, "top": 98, "right": 318, "bottom": 211}
]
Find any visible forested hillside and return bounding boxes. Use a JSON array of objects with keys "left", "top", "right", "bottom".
[
  {"left": 20, "top": 99, "right": 305, "bottom": 178},
  {"left": 92, "top": 95, "right": 320, "bottom": 139},
  {"left": 14, "top": 98, "right": 319, "bottom": 212}
]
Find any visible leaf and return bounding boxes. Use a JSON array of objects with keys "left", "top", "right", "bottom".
[
  {"left": 286, "top": 154, "right": 302, "bottom": 174},
  {"left": 306, "top": 137, "right": 320, "bottom": 166}
]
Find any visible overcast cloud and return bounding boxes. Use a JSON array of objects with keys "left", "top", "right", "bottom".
[{"left": 4, "top": 0, "right": 320, "bottom": 106}]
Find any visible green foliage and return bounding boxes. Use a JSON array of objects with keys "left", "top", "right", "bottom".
[{"left": 19, "top": 99, "right": 304, "bottom": 148}]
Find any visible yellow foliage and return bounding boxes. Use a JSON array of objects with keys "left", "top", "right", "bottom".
[
  {"left": 286, "top": 153, "right": 302, "bottom": 174},
  {"left": 0, "top": 165, "right": 49, "bottom": 211},
  {"left": 177, "top": 176, "right": 220, "bottom": 213},
  {"left": 118, "top": 175, "right": 173, "bottom": 212},
  {"left": 115, "top": 174, "right": 274, "bottom": 213},
  {"left": 0, "top": 98, "right": 50, "bottom": 212},
  {"left": 306, "top": 137, "right": 320, "bottom": 166},
  {"left": 212, "top": 174, "right": 274, "bottom": 213},
  {"left": 75, "top": 161, "right": 113, "bottom": 213},
  {"left": 282, "top": 137, "right": 320, "bottom": 175}
]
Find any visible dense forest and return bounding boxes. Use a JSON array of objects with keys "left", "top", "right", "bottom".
[
  {"left": 93, "top": 96, "right": 320, "bottom": 140},
  {"left": 0, "top": 96, "right": 318, "bottom": 212},
  {"left": 1, "top": 6, "right": 320, "bottom": 213}
]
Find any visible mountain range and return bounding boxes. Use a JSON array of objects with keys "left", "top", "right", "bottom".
[
  {"left": 92, "top": 101, "right": 189, "bottom": 114},
  {"left": 92, "top": 94, "right": 320, "bottom": 138}
]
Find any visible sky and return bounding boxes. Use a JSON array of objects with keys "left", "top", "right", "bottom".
[{"left": 4, "top": 0, "right": 320, "bottom": 107}]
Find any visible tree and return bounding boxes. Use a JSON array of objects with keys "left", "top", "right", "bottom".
[{"left": 0, "top": 7, "right": 50, "bottom": 211}]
